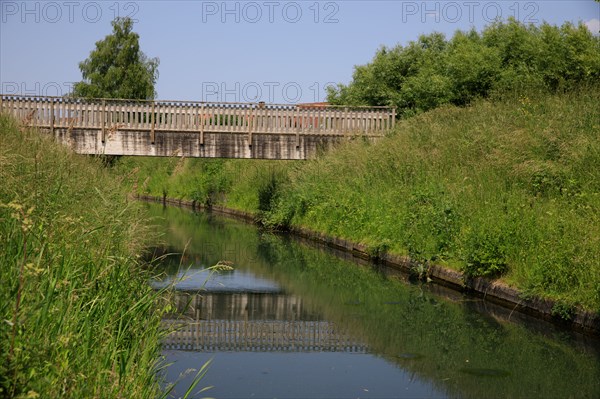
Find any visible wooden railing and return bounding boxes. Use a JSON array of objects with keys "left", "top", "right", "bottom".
[{"left": 0, "top": 95, "right": 396, "bottom": 142}]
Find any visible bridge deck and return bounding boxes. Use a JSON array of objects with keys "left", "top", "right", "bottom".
[{"left": 0, "top": 95, "right": 395, "bottom": 160}]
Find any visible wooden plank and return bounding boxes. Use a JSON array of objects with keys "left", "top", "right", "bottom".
[
  {"left": 150, "top": 102, "right": 155, "bottom": 144},
  {"left": 292, "top": 107, "right": 300, "bottom": 150},
  {"left": 180, "top": 103, "right": 185, "bottom": 130},
  {"left": 199, "top": 103, "right": 204, "bottom": 146},
  {"left": 209, "top": 106, "right": 216, "bottom": 132},
  {"left": 76, "top": 101, "right": 82, "bottom": 128},
  {"left": 138, "top": 102, "right": 144, "bottom": 129},
  {"left": 71, "top": 101, "right": 82, "bottom": 128},
  {"left": 166, "top": 103, "right": 171, "bottom": 130},
  {"left": 101, "top": 99, "right": 106, "bottom": 143},
  {"left": 50, "top": 99, "right": 55, "bottom": 136},
  {"left": 247, "top": 105, "right": 253, "bottom": 147},
  {"left": 130, "top": 102, "right": 136, "bottom": 129},
  {"left": 253, "top": 106, "right": 260, "bottom": 133},
  {"left": 81, "top": 101, "right": 86, "bottom": 128},
  {"left": 143, "top": 102, "right": 148, "bottom": 129},
  {"left": 231, "top": 106, "right": 236, "bottom": 132}
]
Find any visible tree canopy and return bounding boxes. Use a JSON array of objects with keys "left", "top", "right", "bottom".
[
  {"left": 328, "top": 18, "right": 600, "bottom": 117},
  {"left": 72, "top": 17, "right": 159, "bottom": 100}
]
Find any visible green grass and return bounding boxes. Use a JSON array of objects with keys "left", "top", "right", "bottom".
[
  {"left": 119, "top": 86, "right": 600, "bottom": 313},
  {"left": 0, "top": 114, "right": 167, "bottom": 398}
]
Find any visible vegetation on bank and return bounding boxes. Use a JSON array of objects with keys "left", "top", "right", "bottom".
[
  {"left": 327, "top": 18, "right": 600, "bottom": 117},
  {"left": 118, "top": 85, "right": 600, "bottom": 315},
  {"left": 0, "top": 114, "right": 165, "bottom": 398}
]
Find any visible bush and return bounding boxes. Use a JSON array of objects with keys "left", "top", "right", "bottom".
[
  {"left": 328, "top": 19, "right": 600, "bottom": 117},
  {"left": 462, "top": 226, "right": 509, "bottom": 278}
]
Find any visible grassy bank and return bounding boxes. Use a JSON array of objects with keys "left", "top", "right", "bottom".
[
  {"left": 0, "top": 114, "right": 165, "bottom": 398},
  {"left": 118, "top": 86, "right": 600, "bottom": 315}
]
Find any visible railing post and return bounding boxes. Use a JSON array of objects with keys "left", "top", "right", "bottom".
[
  {"left": 199, "top": 103, "right": 205, "bottom": 146},
  {"left": 247, "top": 105, "right": 254, "bottom": 148},
  {"left": 391, "top": 107, "right": 396, "bottom": 129},
  {"left": 101, "top": 99, "right": 106, "bottom": 143},
  {"left": 344, "top": 107, "right": 349, "bottom": 138},
  {"left": 50, "top": 98, "right": 55, "bottom": 137},
  {"left": 295, "top": 107, "right": 300, "bottom": 149},
  {"left": 151, "top": 101, "right": 155, "bottom": 144}
]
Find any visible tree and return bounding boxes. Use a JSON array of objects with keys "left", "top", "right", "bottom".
[
  {"left": 328, "top": 18, "right": 600, "bottom": 118},
  {"left": 72, "top": 17, "right": 159, "bottom": 100}
]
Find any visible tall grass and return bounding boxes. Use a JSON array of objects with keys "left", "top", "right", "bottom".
[
  {"left": 0, "top": 114, "right": 166, "bottom": 398},
  {"left": 120, "top": 86, "right": 600, "bottom": 314}
]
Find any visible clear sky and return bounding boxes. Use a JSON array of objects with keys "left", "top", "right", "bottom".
[{"left": 1, "top": 1, "right": 599, "bottom": 103}]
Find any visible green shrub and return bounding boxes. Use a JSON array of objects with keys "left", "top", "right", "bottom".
[
  {"left": 462, "top": 226, "right": 509, "bottom": 278},
  {"left": 328, "top": 19, "right": 600, "bottom": 116}
]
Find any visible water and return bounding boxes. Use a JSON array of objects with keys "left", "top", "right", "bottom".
[{"left": 147, "top": 203, "right": 600, "bottom": 399}]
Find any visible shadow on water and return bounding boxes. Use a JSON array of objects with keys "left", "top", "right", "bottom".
[{"left": 147, "top": 203, "right": 600, "bottom": 399}]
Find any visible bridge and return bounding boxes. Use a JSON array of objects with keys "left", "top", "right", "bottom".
[{"left": 0, "top": 94, "right": 395, "bottom": 160}]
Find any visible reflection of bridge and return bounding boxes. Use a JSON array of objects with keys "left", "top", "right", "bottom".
[
  {"left": 0, "top": 95, "right": 395, "bottom": 160},
  {"left": 162, "top": 292, "right": 368, "bottom": 353},
  {"left": 163, "top": 319, "right": 368, "bottom": 353}
]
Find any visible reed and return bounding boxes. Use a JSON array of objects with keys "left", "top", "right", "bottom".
[{"left": 0, "top": 113, "right": 167, "bottom": 398}]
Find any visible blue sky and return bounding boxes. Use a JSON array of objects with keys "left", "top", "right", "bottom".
[{"left": 1, "top": 1, "right": 599, "bottom": 103}]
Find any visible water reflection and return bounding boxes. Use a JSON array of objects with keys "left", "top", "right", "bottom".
[
  {"left": 164, "top": 292, "right": 367, "bottom": 353},
  {"left": 148, "top": 203, "right": 600, "bottom": 399}
]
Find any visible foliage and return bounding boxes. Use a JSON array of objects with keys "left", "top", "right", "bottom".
[
  {"left": 72, "top": 17, "right": 159, "bottom": 99},
  {"left": 328, "top": 19, "right": 600, "bottom": 117},
  {"left": 462, "top": 225, "right": 509, "bottom": 278},
  {"left": 0, "top": 114, "right": 165, "bottom": 398}
]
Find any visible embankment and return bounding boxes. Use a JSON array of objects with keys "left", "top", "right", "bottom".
[{"left": 0, "top": 114, "right": 165, "bottom": 398}]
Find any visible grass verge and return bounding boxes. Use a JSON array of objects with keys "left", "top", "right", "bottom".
[{"left": 0, "top": 113, "right": 166, "bottom": 398}]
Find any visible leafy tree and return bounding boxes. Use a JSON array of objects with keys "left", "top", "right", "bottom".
[
  {"left": 72, "top": 17, "right": 159, "bottom": 100},
  {"left": 327, "top": 32, "right": 448, "bottom": 113},
  {"left": 328, "top": 18, "right": 600, "bottom": 118},
  {"left": 446, "top": 29, "right": 501, "bottom": 105}
]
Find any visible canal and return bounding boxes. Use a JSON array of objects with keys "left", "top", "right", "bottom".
[{"left": 147, "top": 203, "right": 600, "bottom": 399}]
